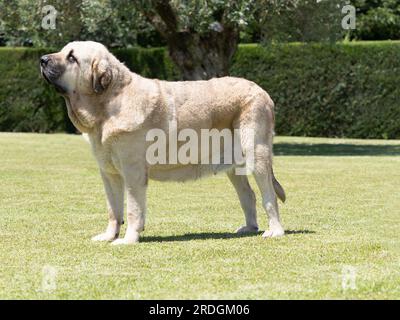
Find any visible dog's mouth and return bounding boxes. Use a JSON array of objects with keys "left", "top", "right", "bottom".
[
  {"left": 41, "top": 67, "right": 67, "bottom": 94},
  {"left": 41, "top": 68, "right": 52, "bottom": 84}
]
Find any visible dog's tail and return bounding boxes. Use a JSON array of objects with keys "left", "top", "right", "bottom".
[{"left": 272, "top": 168, "right": 286, "bottom": 203}]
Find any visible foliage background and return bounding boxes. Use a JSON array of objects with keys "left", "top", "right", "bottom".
[
  {"left": 1, "top": 1, "right": 399, "bottom": 48},
  {"left": 350, "top": 0, "right": 400, "bottom": 40},
  {"left": 0, "top": 1, "right": 398, "bottom": 138}
]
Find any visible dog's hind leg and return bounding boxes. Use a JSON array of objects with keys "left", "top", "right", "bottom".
[{"left": 227, "top": 170, "right": 258, "bottom": 234}]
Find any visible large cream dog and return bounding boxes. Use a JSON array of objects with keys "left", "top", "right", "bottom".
[{"left": 40, "top": 41, "right": 286, "bottom": 245}]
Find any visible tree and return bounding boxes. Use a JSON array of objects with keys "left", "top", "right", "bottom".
[
  {"left": 259, "top": 0, "right": 347, "bottom": 43},
  {"left": 134, "top": 0, "right": 351, "bottom": 80},
  {"left": 79, "top": 0, "right": 154, "bottom": 48},
  {"left": 134, "top": 0, "right": 256, "bottom": 80},
  {"left": 0, "top": 0, "right": 156, "bottom": 48},
  {"left": 3, "top": 0, "right": 394, "bottom": 81}
]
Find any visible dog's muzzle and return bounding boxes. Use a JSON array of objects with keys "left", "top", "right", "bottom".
[{"left": 40, "top": 55, "right": 67, "bottom": 93}]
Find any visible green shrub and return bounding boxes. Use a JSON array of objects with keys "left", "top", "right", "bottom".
[
  {"left": 350, "top": 0, "right": 400, "bottom": 41},
  {"left": 231, "top": 42, "right": 400, "bottom": 139},
  {"left": 1, "top": 42, "right": 399, "bottom": 138},
  {"left": 0, "top": 48, "right": 71, "bottom": 133},
  {"left": 113, "top": 47, "right": 178, "bottom": 80}
]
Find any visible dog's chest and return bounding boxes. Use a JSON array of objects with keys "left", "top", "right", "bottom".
[{"left": 89, "top": 136, "right": 120, "bottom": 174}]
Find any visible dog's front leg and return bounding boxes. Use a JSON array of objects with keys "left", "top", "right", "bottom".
[
  {"left": 112, "top": 163, "right": 147, "bottom": 245},
  {"left": 92, "top": 171, "right": 124, "bottom": 242}
]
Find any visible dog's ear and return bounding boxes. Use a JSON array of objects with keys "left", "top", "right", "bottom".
[{"left": 92, "top": 59, "right": 112, "bottom": 94}]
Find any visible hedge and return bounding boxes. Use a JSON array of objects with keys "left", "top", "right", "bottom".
[
  {"left": 231, "top": 42, "right": 400, "bottom": 139},
  {"left": 1, "top": 42, "right": 399, "bottom": 138}
]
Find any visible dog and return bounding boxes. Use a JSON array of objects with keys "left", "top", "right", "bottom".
[{"left": 40, "top": 41, "right": 286, "bottom": 244}]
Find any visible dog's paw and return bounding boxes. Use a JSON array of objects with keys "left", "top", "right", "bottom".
[
  {"left": 262, "top": 227, "right": 285, "bottom": 238},
  {"left": 235, "top": 225, "right": 259, "bottom": 234},
  {"left": 91, "top": 232, "right": 118, "bottom": 242},
  {"left": 111, "top": 233, "right": 139, "bottom": 245}
]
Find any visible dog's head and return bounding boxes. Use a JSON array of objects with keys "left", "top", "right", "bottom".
[{"left": 40, "top": 41, "right": 116, "bottom": 96}]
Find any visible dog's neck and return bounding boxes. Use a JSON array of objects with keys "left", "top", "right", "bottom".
[{"left": 63, "top": 95, "right": 99, "bottom": 133}]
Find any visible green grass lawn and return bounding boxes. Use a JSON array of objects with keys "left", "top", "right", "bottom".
[{"left": 0, "top": 133, "right": 399, "bottom": 299}]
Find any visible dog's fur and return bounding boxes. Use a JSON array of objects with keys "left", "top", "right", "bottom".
[{"left": 40, "top": 41, "right": 286, "bottom": 244}]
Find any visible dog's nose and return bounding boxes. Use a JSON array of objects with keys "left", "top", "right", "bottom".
[{"left": 40, "top": 55, "right": 50, "bottom": 67}]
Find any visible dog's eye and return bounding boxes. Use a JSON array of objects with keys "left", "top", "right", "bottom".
[{"left": 67, "top": 51, "right": 77, "bottom": 63}]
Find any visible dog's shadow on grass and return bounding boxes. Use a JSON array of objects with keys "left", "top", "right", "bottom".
[
  {"left": 274, "top": 142, "right": 400, "bottom": 156},
  {"left": 141, "top": 229, "right": 315, "bottom": 243}
]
